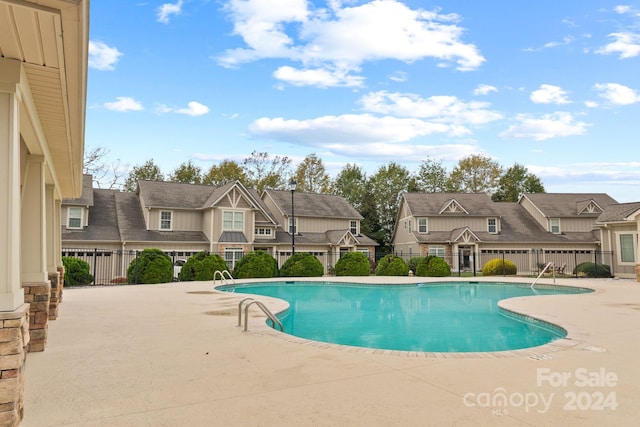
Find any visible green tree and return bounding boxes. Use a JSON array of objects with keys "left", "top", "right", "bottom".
[
  {"left": 232, "top": 251, "right": 278, "bottom": 278},
  {"left": 178, "top": 251, "right": 227, "bottom": 281},
  {"left": 334, "top": 163, "right": 367, "bottom": 211},
  {"left": 202, "top": 160, "right": 247, "bottom": 186},
  {"left": 294, "top": 153, "right": 333, "bottom": 193},
  {"left": 492, "top": 163, "right": 545, "bottom": 202},
  {"left": 280, "top": 253, "right": 324, "bottom": 277},
  {"left": 447, "top": 154, "right": 503, "bottom": 194},
  {"left": 415, "top": 158, "right": 449, "bottom": 192},
  {"left": 168, "top": 160, "right": 202, "bottom": 184},
  {"left": 334, "top": 251, "right": 371, "bottom": 276},
  {"left": 123, "top": 159, "right": 164, "bottom": 192},
  {"left": 368, "top": 162, "right": 411, "bottom": 245},
  {"left": 127, "top": 249, "right": 173, "bottom": 284},
  {"left": 242, "top": 151, "right": 292, "bottom": 192}
]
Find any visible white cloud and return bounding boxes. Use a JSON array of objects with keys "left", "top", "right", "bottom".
[
  {"left": 157, "top": 0, "right": 184, "bottom": 24},
  {"left": 88, "top": 41, "right": 122, "bottom": 70},
  {"left": 596, "top": 32, "right": 640, "bottom": 58},
  {"left": 104, "top": 97, "right": 143, "bottom": 112},
  {"left": 157, "top": 101, "right": 210, "bottom": 116},
  {"left": 388, "top": 71, "right": 408, "bottom": 83},
  {"left": 614, "top": 5, "right": 631, "bottom": 14},
  {"left": 594, "top": 83, "right": 640, "bottom": 105},
  {"left": 584, "top": 100, "right": 599, "bottom": 108},
  {"left": 530, "top": 84, "right": 571, "bottom": 104},
  {"left": 360, "top": 91, "right": 503, "bottom": 125},
  {"left": 273, "top": 66, "right": 365, "bottom": 87},
  {"left": 473, "top": 84, "right": 497, "bottom": 96},
  {"left": 219, "top": 0, "right": 484, "bottom": 87},
  {"left": 500, "top": 112, "right": 589, "bottom": 141}
]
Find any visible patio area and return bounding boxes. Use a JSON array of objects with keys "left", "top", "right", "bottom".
[{"left": 22, "top": 276, "right": 640, "bottom": 426}]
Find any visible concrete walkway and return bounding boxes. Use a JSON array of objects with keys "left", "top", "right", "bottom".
[{"left": 22, "top": 277, "right": 640, "bottom": 426}]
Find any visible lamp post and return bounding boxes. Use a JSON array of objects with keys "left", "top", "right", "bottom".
[{"left": 289, "top": 179, "right": 296, "bottom": 256}]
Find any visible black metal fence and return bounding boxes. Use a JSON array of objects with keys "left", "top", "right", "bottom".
[
  {"left": 61, "top": 248, "right": 356, "bottom": 285},
  {"left": 394, "top": 249, "right": 614, "bottom": 277},
  {"left": 61, "top": 247, "right": 615, "bottom": 285}
]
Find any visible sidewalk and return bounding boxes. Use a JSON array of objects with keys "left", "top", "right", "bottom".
[{"left": 22, "top": 277, "right": 640, "bottom": 426}]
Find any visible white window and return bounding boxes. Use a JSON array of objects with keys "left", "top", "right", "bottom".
[
  {"left": 160, "top": 211, "right": 172, "bottom": 230},
  {"left": 619, "top": 234, "right": 636, "bottom": 264},
  {"left": 487, "top": 218, "right": 497, "bottom": 234},
  {"left": 288, "top": 217, "right": 297, "bottom": 234},
  {"left": 223, "top": 211, "right": 244, "bottom": 230},
  {"left": 350, "top": 220, "right": 358, "bottom": 235},
  {"left": 67, "top": 207, "right": 83, "bottom": 229},
  {"left": 428, "top": 245, "right": 445, "bottom": 258},
  {"left": 550, "top": 218, "right": 560, "bottom": 234},
  {"left": 224, "top": 248, "right": 244, "bottom": 270},
  {"left": 417, "top": 218, "right": 427, "bottom": 233},
  {"left": 255, "top": 228, "right": 273, "bottom": 236}
]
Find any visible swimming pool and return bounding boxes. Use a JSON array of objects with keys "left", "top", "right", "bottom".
[{"left": 220, "top": 281, "right": 591, "bottom": 353}]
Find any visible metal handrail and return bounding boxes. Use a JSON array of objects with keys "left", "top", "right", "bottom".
[
  {"left": 531, "top": 261, "right": 555, "bottom": 289},
  {"left": 239, "top": 299, "right": 284, "bottom": 332},
  {"left": 213, "top": 270, "right": 235, "bottom": 286}
]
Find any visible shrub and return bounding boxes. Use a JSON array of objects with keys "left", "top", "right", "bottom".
[
  {"left": 178, "top": 251, "right": 227, "bottom": 281},
  {"left": 416, "top": 257, "right": 451, "bottom": 277},
  {"left": 573, "top": 262, "right": 612, "bottom": 278},
  {"left": 280, "top": 253, "right": 324, "bottom": 277},
  {"left": 232, "top": 251, "right": 278, "bottom": 278},
  {"left": 334, "top": 252, "right": 371, "bottom": 276},
  {"left": 482, "top": 258, "right": 517, "bottom": 276},
  {"left": 408, "top": 256, "right": 424, "bottom": 274},
  {"left": 375, "top": 254, "right": 409, "bottom": 276},
  {"left": 127, "top": 249, "right": 173, "bottom": 284},
  {"left": 62, "top": 257, "right": 94, "bottom": 286}
]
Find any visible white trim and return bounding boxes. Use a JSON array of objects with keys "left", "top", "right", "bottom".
[
  {"left": 160, "top": 210, "right": 173, "bottom": 231},
  {"left": 67, "top": 206, "right": 83, "bottom": 229},
  {"left": 616, "top": 231, "right": 637, "bottom": 265}
]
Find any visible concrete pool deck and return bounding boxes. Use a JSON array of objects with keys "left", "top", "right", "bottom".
[{"left": 22, "top": 276, "right": 640, "bottom": 426}]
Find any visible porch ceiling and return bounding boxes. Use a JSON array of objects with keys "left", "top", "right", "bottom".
[{"left": 0, "top": 0, "right": 88, "bottom": 198}]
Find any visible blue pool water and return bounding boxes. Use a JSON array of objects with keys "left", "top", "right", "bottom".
[{"left": 222, "top": 281, "right": 591, "bottom": 352}]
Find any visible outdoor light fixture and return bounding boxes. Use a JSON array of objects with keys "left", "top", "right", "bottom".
[{"left": 289, "top": 179, "right": 297, "bottom": 256}]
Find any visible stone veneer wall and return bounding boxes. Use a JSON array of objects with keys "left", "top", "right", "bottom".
[
  {"left": 57, "top": 265, "right": 65, "bottom": 305},
  {"left": 23, "top": 282, "right": 50, "bottom": 352},
  {"left": 0, "top": 305, "right": 29, "bottom": 427},
  {"left": 48, "top": 271, "right": 62, "bottom": 320}
]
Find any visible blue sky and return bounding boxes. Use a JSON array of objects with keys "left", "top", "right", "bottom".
[{"left": 87, "top": 0, "right": 640, "bottom": 202}]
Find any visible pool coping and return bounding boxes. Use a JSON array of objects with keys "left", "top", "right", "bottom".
[{"left": 215, "top": 276, "right": 596, "bottom": 359}]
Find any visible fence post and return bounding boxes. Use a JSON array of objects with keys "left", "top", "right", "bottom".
[
  {"left": 93, "top": 248, "right": 98, "bottom": 285},
  {"left": 134, "top": 250, "right": 139, "bottom": 284}
]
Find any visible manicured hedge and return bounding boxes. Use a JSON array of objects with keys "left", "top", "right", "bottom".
[
  {"left": 416, "top": 256, "right": 451, "bottom": 277},
  {"left": 178, "top": 251, "right": 228, "bottom": 281},
  {"left": 232, "top": 251, "right": 278, "bottom": 278},
  {"left": 375, "top": 254, "right": 409, "bottom": 276},
  {"left": 280, "top": 253, "right": 324, "bottom": 277},
  {"left": 62, "top": 257, "right": 94, "bottom": 286},
  {"left": 482, "top": 258, "right": 517, "bottom": 276},
  {"left": 334, "top": 251, "right": 371, "bottom": 276},
  {"left": 573, "top": 262, "right": 612, "bottom": 278},
  {"left": 127, "top": 248, "right": 173, "bottom": 284}
]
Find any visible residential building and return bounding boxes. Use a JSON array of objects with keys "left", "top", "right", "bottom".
[
  {"left": 62, "top": 177, "right": 377, "bottom": 279},
  {"left": 392, "top": 192, "right": 620, "bottom": 276},
  {"left": 595, "top": 202, "right": 640, "bottom": 280},
  {"left": 0, "top": 0, "right": 89, "bottom": 423}
]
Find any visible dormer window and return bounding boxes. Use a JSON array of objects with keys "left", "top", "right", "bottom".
[
  {"left": 67, "top": 207, "right": 83, "bottom": 229},
  {"left": 487, "top": 218, "right": 497, "bottom": 234},
  {"left": 550, "top": 218, "right": 560, "bottom": 234},
  {"left": 160, "top": 211, "right": 173, "bottom": 230},
  {"left": 288, "top": 217, "right": 297, "bottom": 234},
  {"left": 350, "top": 220, "right": 358, "bottom": 235},
  {"left": 417, "top": 218, "right": 427, "bottom": 233}
]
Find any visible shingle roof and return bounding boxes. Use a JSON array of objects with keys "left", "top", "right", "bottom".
[
  {"left": 137, "top": 180, "right": 218, "bottom": 209},
  {"left": 596, "top": 202, "right": 640, "bottom": 223},
  {"left": 62, "top": 189, "right": 119, "bottom": 242},
  {"left": 62, "top": 174, "right": 94, "bottom": 206},
  {"left": 403, "top": 193, "right": 500, "bottom": 216},
  {"left": 264, "top": 189, "right": 363, "bottom": 219},
  {"left": 521, "top": 193, "right": 618, "bottom": 217}
]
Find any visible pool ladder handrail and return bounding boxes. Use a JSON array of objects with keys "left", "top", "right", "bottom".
[
  {"left": 237, "top": 297, "right": 284, "bottom": 332},
  {"left": 213, "top": 270, "right": 235, "bottom": 286},
  {"left": 531, "top": 261, "right": 555, "bottom": 289}
]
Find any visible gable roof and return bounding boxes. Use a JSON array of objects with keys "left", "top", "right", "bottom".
[
  {"left": 264, "top": 189, "right": 363, "bottom": 219},
  {"left": 520, "top": 193, "right": 618, "bottom": 217},
  {"left": 596, "top": 202, "right": 640, "bottom": 223},
  {"left": 402, "top": 193, "right": 501, "bottom": 217},
  {"left": 62, "top": 174, "right": 94, "bottom": 206},
  {"left": 137, "top": 180, "right": 220, "bottom": 209},
  {"left": 62, "top": 189, "right": 120, "bottom": 242}
]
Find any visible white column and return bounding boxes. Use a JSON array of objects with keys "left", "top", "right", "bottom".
[
  {"left": 21, "top": 155, "right": 48, "bottom": 283},
  {"left": 0, "top": 59, "right": 24, "bottom": 311},
  {"left": 55, "top": 198, "right": 63, "bottom": 268},
  {"left": 46, "top": 184, "right": 57, "bottom": 272}
]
